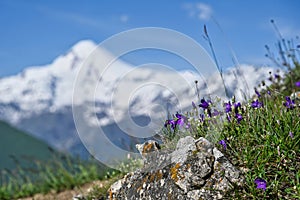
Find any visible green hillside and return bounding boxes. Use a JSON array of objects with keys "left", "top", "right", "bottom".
[
  {"left": 0, "top": 120, "right": 56, "bottom": 170},
  {"left": 0, "top": 120, "right": 114, "bottom": 200}
]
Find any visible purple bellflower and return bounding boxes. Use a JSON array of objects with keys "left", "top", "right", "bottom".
[
  {"left": 234, "top": 102, "right": 241, "bottom": 109},
  {"left": 224, "top": 101, "right": 232, "bottom": 113},
  {"left": 164, "top": 113, "right": 186, "bottom": 129},
  {"left": 251, "top": 99, "right": 263, "bottom": 109},
  {"left": 212, "top": 109, "right": 220, "bottom": 117},
  {"left": 199, "top": 98, "right": 212, "bottom": 117},
  {"left": 254, "top": 178, "right": 267, "bottom": 191},
  {"left": 175, "top": 113, "right": 185, "bottom": 127},
  {"left": 235, "top": 113, "right": 243, "bottom": 124},
  {"left": 164, "top": 119, "right": 176, "bottom": 129},
  {"left": 234, "top": 102, "right": 242, "bottom": 115},
  {"left": 199, "top": 113, "right": 205, "bottom": 122},
  {"left": 283, "top": 96, "right": 295, "bottom": 109},
  {"left": 255, "top": 89, "right": 261, "bottom": 98},
  {"left": 199, "top": 98, "right": 210, "bottom": 109},
  {"left": 219, "top": 140, "right": 227, "bottom": 150}
]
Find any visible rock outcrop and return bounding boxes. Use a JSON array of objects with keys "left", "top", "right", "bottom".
[{"left": 108, "top": 136, "right": 244, "bottom": 200}]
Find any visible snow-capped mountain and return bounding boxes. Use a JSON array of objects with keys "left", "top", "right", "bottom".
[{"left": 0, "top": 40, "right": 278, "bottom": 162}]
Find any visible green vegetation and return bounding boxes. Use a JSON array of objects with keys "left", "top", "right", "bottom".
[
  {"left": 0, "top": 150, "right": 121, "bottom": 199},
  {"left": 0, "top": 121, "right": 121, "bottom": 199},
  {"left": 162, "top": 22, "right": 300, "bottom": 199},
  {"left": 0, "top": 120, "right": 56, "bottom": 170},
  {"left": 1, "top": 20, "right": 299, "bottom": 199}
]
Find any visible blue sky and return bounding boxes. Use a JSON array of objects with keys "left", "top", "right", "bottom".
[{"left": 0, "top": 0, "right": 299, "bottom": 77}]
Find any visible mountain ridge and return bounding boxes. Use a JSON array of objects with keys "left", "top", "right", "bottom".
[{"left": 0, "top": 40, "right": 279, "bottom": 161}]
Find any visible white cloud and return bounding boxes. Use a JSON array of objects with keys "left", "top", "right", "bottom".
[
  {"left": 183, "top": 2, "right": 213, "bottom": 21},
  {"left": 196, "top": 3, "right": 212, "bottom": 20},
  {"left": 120, "top": 14, "right": 129, "bottom": 23}
]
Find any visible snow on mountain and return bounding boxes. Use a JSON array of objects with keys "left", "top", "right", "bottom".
[
  {"left": 0, "top": 40, "right": 132, "bottom": 122},
  {"left": 0, "top": 40, "right": 279, "bottom": 161}
]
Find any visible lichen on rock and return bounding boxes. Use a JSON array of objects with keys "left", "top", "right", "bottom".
[{"left": 108, "top": 136, "right": 244, "bottom": 200}]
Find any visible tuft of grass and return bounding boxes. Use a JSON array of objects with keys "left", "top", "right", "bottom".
[
  {"left": 79, "top": 175, "right": 122, "bottom": 200},
  {"left": 161, "top": 23, "right": 300, "bottom": 199},
  {"left": 0, "top": 153, "right": 120, "bottom": 199},
  {"left": 74, "top": 155, "right": 142, "bottom": 199}
]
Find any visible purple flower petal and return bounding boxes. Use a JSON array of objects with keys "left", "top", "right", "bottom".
[
  {"left": 224, "top": 101, "right": 232, "bottom": 113},
  {"left": 176, "top": 118, "right": 184, "bottom": 127},
  {"left": 251, "top": 99, "right": 263, "bottom": 109},
  {"left": 164, "top": 119, "right": 176, "bottom": 129},
  {"left": 199, "top": 113, "right": 205, "bottom": 122},
  {"left": 295, "top": 81, "right": 300, "bottom": 87},
  {"left": 235, "top": 113, "right": 243, "bottom": 123},
  {"left": 175, "top": 113, "right": 182, "bottom": 119},
  {"left": 175, "top": 113, "right": 186, "bottom": 127},
  {"left": 255, "top": 89, "right": 261, "bottom": 98},
  {"left": 212, "top": 109, "right": 220, "bottom": 117},
  {"left": 226, "top": 114, "right": 231, "bottom": 122},
  {"left": 219, "top": 140, "right": 227, "bottom": 150},
  {"left": 254, "top": 178, "right": 267, "bottom": 191},
  {"left": 199, "top": 98, "right": 210, "bottom": 109},
  {"left": 192, "top": 101, "right": 197, "bottom": 109},
  {"left": 283, "top": 96, "right": 295, "bottom": 109},
  {"left": 185, "top": 123, "right": 191, "bottom": 129},
  {"left": 234, "top": 102, "right": 241, "bottom": 109}
]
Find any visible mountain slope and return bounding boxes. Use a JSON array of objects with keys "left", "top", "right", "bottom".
[
  {"left": 0, "top": 120, "right": 57, "bottom": 169},
  {"left": 0, "top": 40, "right": 280, "bottom": 162}
]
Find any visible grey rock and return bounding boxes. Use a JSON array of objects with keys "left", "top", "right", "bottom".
[
  {"left": 171, "top": 136, "right": 197, "bottom": 164},
  {"left": 108, "top": 136, "right": 244, "bottom": 200},
  {"left": 195, "top": 137, "right": 214, "bottom": 154},
  {"left": 136, "top": 140, "right": 172, "bottom": 172}
]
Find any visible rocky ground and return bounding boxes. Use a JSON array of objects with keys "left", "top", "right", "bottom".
[
  {"left": 108, "top": 136, "right": 244, "bottom": 200},
  {"left": 19, "top": 136, "right": 244, "bottom": 200}
]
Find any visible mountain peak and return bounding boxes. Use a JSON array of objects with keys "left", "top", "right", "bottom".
[{"left": 70, "top": 40, "right": 97, "bottom": 58}]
